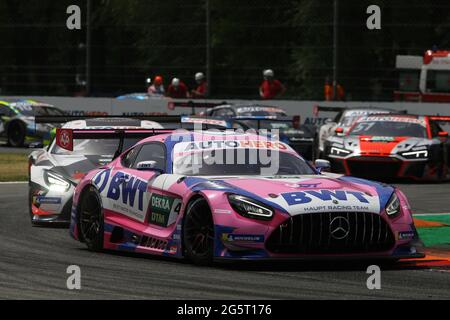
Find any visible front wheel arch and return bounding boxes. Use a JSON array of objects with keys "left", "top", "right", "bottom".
[
  {"left": 182, "top": 195, "right": 215, "bottom": 266},
  {"left": 76, "top": 184, "right": 101, "bottom": 243}
]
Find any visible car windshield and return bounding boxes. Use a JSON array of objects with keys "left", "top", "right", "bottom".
[
  {"left": 15, "top": 105, "right": 65, "bottom": 116},
  {"left": 51, "top": 138, "right": 141, "bottom": 156},
  {"left": 173, "top": 148, "right": 315, "bottom": 176},
  {"left": 340, "top": 116, "right": 361, "bottom": 128},
  {"left": 239, "top": 111, "right": 286, "bottom": 117},
  {"left": 349, "top": 120, "right": 427, "bottom": 138}
]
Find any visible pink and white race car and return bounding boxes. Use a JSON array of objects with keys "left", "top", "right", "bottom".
[{"left": 68, "top": 129, "right": 424, "bottom": 265}]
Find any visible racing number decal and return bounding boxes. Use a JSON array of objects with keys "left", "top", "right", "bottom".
[{"left": 149, "top": 194, "right": 182, "bottom": 227}]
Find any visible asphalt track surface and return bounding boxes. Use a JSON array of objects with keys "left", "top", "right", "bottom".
[
  {"left": 0, "top": 183, "right": 449, "bottom": 300},
  {"left": 0, "top": 145, "right": 33, "bottom": 154}
]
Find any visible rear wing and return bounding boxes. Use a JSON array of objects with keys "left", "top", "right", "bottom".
[
  {"left": 36, "top": 115, "right": 230, "bottom": 131},
  {"left": 313, "top": 105, "right": 408, "bottom": 117},
  {"left": 231, "top": 116, "right": 301, "bottom": 130},
  {"left": 34, "top": 115, "right": 182, "bottom": 124},
  {"left": 54, "top": 128, "right": 173, "bottom": 158},
  {"left": 428, "top": 116, "right": 450, "bottom": 122},
  {"left": 167, "top": 100, "right": 226, "bottom": 114},
  {"left": 313, "top": 105, "right": 344, "bottom": 116}
]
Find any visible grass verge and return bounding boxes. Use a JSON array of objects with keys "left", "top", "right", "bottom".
[{"left": 0, "top": 153, "right": 28, "bottom": 182}]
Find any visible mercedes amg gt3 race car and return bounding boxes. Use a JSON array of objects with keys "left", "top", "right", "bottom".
[
  {"left": 29, "top": 117, "right": 165, "bottom": 226},
  {"left": 29, "top": 116, "right": 232, "bottom": 226},
  {"left": 0, "top": 99, "right": 65, "bottom": 147},
  {"left": 69, "top": 129, "right": 424, "bottom": 264},
  {"left": 315, "top": 106, "right": 400, "bottom": 158},
  {"left": 324, "top": 114, "right": 450, "bottom": 181}
]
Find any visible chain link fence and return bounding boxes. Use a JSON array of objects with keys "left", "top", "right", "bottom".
[{"left": 0, "top": 0, "right": 450, "bottom": 101}]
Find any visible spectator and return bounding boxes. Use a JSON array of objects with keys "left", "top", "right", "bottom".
[
  {"left": 148, "top": 75, "right": 165, "bottom": 95},
  {"left": 259, "top": 69, "right": 286, "bottom": 100},
  {"left": 324, "top": 76, "right": 345, "bottom": 101},
  {"left": 191, "top": 72, "right": 208, "bottom": 98},
  {"left": 167, "top": 78, "right": 189, "bottom": 99}
]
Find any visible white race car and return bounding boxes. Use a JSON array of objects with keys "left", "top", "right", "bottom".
[
  {"left": 28, "top": 117, "right": 165, "bottom": 226},
  {"left": 315, "top": 106, "right": 400, "bottom": 158}
]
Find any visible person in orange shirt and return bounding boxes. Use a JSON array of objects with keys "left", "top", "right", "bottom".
[
  {"left": 324, "top": 77, "right": 345, "bottom": 101},
  {"left": 147, "top": 75, "right": 165, "bottom": 95}
]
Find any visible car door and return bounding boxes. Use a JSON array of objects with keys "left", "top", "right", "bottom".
[
  {"left": 96, "top": 144, "right": 162, "bottom": 223},
  {"left": 0, "top": 104, "right": 12, "bottom": 137},
  {"left": 123, "top": 142, "right": 182, "bottom": 230}
]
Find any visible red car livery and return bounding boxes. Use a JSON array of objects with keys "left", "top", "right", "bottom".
[{"left": 324, "top": 114, "right": 450, "bottom": 181}]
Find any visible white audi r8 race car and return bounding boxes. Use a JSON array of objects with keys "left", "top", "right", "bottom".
[
  {"left": 28, "top": 117, "right": 165, "bottom": 226},
  {"left": 315, "top": 106, "right": 401, "bottom": 158}
]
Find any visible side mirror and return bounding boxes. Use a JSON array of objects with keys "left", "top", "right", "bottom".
[
  {"left": 315, "top": 159, "right": 331, "bottom": 173},
  {"left": 438, "top": 131, "right": 449, "bottom": 138},
  {"left": 335, "top": 127, "right": 344, "bottom": 136},
  {"left": 136, "top": 161, "right": 164, "bottom": 173}
]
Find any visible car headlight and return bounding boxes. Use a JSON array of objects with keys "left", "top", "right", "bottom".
[
  {"left": 228, "top": 194, "right": 274, "bottom": 221},
  {"left": 44, "top": 171, "right": 71, "bottom": 192},
  {"left": 330, "top": 146, "right": 352, "bottom": 157},
  {"left": 401, "top": 149, "right": 428, "bottom": 159},
  {"left": 385, "top": 193, "right": 401, "bottom": 218}
]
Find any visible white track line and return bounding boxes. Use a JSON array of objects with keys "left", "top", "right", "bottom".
[
  {"left": 413, "top": 213, "right": 450, "bottom": 216},
  {"left": 0, "top": 181, "right": 28, "bottom": 185}
]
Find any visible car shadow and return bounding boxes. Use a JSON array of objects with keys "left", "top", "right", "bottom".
[{"left": 75, "top": 247, "right": 435, "bottom": 272}]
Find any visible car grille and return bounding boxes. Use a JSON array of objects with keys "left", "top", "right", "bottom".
[
  {"left": 266, "top": 212, "right": 395, "bottom": 254},
  {"left": 347, "top": 158, "right": 401, "bottom": 179}
]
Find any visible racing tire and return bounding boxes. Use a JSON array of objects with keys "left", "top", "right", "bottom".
[
  {"left": 183, "top": 198, "right": 215, "bottom": 266},
  {"left": 79, "top": 186, "right": 104, "bottom": 251},
  {"left": 28, "top": 187, "right": 34, "bottom": 222},
  {"left": 7, "top": 121, "right": 26, "bottom": 147}
]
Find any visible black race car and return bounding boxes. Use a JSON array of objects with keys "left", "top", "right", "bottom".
[{"left": 202, "top": 103, "right": 316, "bottom": 160}]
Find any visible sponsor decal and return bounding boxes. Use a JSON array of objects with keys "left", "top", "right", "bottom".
[
  {"left": 282, "top": 190, "right": 370, "bottom": 205},
  {"left": 34, "top": 196, "right": 62, "bottom": 205},
  {"left": 361, "top": 136, "right": 396, "bottom": 142},
  {"left": 214, "top": 208, "right": 232, "bottom": 214},
  {"left": 95, "top": 170, "right": 148, "bottom": 220},
  {"left": 285, "top": 183, "right": 322, "bottom": 188},
  {"left": 178, "top": 140, "right": 288, "bottom": 153},
  {"left": 169, "top": 246, "right": 178, "bottom": 254},
  {"left": 236, "top": 106, "right": 284, "bottom": 114},
  {"left": 56, "top": 128, "right": 73, "bottom": 151},
  {"left": 222, "top": 234, "right": 265, "bottom": 243},
  {"left": 397, "top": 231, "right": 415, "bottom": 240},
  {"left": 275, "top": 189, "right": 380, "bottom": 214},
  {"left": 181, "top": 116, "right": 228, "bottom": 127},
  {"left": 149, "top": 193, "right": 182, "bottom": 227},
  {"left": 304, "top": 117, "right": 332, "bottom": 126},
  {"left": 359, "top": 116, "right": 426, "bottom": 126}
]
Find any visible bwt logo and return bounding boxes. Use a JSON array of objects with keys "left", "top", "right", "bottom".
[
  {"left": 282, "top": 190, "right": 371, "bottom": 206},
  {"left": 95, "top": 170, "right": 147, "bottom": 211}
]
